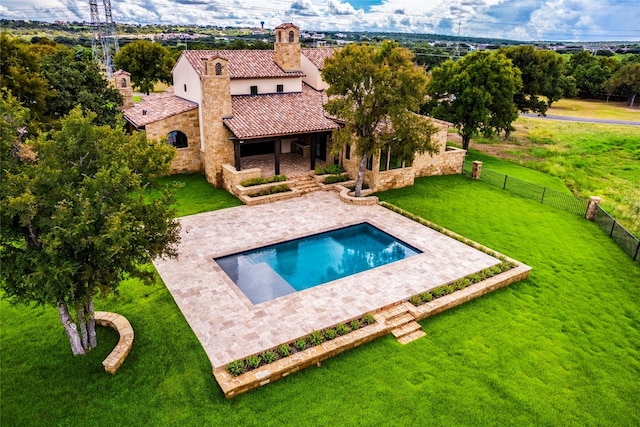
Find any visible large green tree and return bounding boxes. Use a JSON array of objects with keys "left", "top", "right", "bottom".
[
  {"left": 426, "top": 51, "right": 522, "bottom": 151},
  {"left": 0, "top": 33, "right": 50, "bottom": 121},
  {"left": 39, "top": 45, "right": 123, "bottom": 127},
  {"left": 500, "top": 45, "right": 566, "bottom": 116},
  {"left": 603, "top": 56, "right": 640, "bottom": 107},
  {"left": 568, "top": 51, "right": 618, "bottom": 98},
  {"left": 322, "top": 41, "right": 438, "bottom": 197},
  {"left": 114, "top": 40, "right": 173, "bottom": 95},
  {"left": 0, "top": 97, "right": 180, "bottom": 356}
]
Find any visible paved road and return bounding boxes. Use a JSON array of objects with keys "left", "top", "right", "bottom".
[{"left": 522, "top": 113, "right": 640, "bottom": 127}]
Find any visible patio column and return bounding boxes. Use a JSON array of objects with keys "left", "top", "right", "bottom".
[
  {"left": 310, "top": 136, "right": 316, "bottom": 171},
  {"left": 234, "top": 140, "right": 241, "bottom": 171},
  {"left": 274, "top": 139, "right": 281, "bottom": 175}
]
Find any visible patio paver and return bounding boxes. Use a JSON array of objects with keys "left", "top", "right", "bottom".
[{"left": 153, "top": 191, "right": 501, "bottom": 368}]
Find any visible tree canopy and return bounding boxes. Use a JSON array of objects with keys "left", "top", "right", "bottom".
[
  {"left": 604, "top": 55, "right": 640, "bottom": 107},
  {"left": 426, "top": 51, "right": 522, "bottom": 151},
  {"left": 0, "top": 96, "right": 180, "bottom": 355},
  {"left": 114, "top": 40, "right": 173, "bottom": 95},
  {"left": 499, "top": 45, "right": 567, "bottom": 116},
  {"left": 322, "top": 41, "right": 438, "bottom": 196},
  {"left": 0, "top": 34, "right": 122, "bottom": 127}
]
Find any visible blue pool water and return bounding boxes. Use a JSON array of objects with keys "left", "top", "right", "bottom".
[{"left": 215, "top": 222, "right": 421, "bottom": 304}]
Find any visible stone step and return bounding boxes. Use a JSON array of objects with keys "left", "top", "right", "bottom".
[
  {"left": 397, "top": 329, "right": 426, "bottom": 345},
  {"left": 384, "top": 312, "right": 415, "bottom": 328},
  {"left": 378, "top": 303, "right": 411, "bottom": 320},
  {"left": 391, "top": 321, "right": 422, "bottom": 338}
]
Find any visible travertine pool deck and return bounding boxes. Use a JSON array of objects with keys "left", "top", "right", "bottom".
[{"left": 153, "top": 191, "right": 502, "bottom": 368}]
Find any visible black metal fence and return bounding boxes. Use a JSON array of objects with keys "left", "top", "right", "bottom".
[
  {"left": 463, "top": 162, "right": 588, "bottom": 217},
  {"left": 592, "top": 206, "right": 640, "bottom": 266},
  {"left": 464, "top": 161, "right": 639, "bottom": 266}
]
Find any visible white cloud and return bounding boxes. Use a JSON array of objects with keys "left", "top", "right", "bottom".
[{"left": 1, "top": 0, "right": 639, "bottom": 41}]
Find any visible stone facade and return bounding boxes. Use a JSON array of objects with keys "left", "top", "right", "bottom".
[
  {"left": 339, "top": 120, "right": 466, "bottom": 193},
  {"left": 113, "top": 70, "right": 134, "bottom": 109},
  {"left": 201, "top": 56, "right": 235, "bottom": 186},
  {"left": 144, "top": 109, "right": 202, "bottom": 174},
  {"left": 274, "top": 23, "right": 301, "bottom": 71}
]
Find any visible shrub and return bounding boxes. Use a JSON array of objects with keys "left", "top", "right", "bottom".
[
  {"left": 432, "top": 286, "right": 448, "bottom": 298},
  {"left": 315, "top": 164, "right": 345, "bottom": 175},
  {"left": 361, "top": 313, "right": 375, "bottom": 325},
  {"left": 350, "top": 319, "right": 361, "bottom": 330},
  {"left": 226, "top": 360, "right": 245, "bottom": 377},
  {"left": 454, "top": 280, "right": 466, "bottom": 291},
  {"left": 250, "top": 184, "right": 290, "bottom": 197},
  {"left": 261, "top": 350, "right": 278, "bottom": 364},
  {"left": 309, "top": 330, "right": 324, "bottom": 346},
  {"left": 277, "top": 344, "right": 291, "bottom": 357},
  {"left": 335, "top": 323, "right": 350, "bottom": 336},
  {"left": 323, "top": 328, "right": 337, "bottom": 340},
  {"left": 409, "top": 295, "right": 422, "bottom": 306},
  {"left": 324, "top": 173, "right": 350, "bottom": 184},
  {"left": 295, "top": 338, "right": 308, "bottom": 351},
  {"left": 240, "top": 175, "right": 287, "bottom": 187},
  {"left": 420, "top": 292, "right": 433, "bottom": 302},
  {"left": 246, "top": 354, "right": 262, "bottom": 370}
]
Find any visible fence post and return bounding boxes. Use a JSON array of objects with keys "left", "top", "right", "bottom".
[
  {"left": 471, "top": 161, "right": 483, "bottom": 180},
  {"left": 585, "top": 196, "right": 601, "bottom": 220},
  {"left": 503, "top": 175, "right": 508, "bottom": 190},
  {"left": 540, "top": 188, "right": 546, "bottom": 204},
  {"left": 634, "top": 241, "right": 640, "bottom": 262}
]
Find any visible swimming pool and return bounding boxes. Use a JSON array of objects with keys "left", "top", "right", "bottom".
[{"left": 215, "top": 222, "right": 421, "bottom": 304}]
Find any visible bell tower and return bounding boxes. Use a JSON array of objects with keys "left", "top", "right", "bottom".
[
  {"left": 274, "top": 23, "right": 301, "bottom": 71},
  {"left": 200, "top": 55, "right": 234, "bottom": 186}
]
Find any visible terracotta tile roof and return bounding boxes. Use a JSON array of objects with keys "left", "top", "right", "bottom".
[
  {"left": 179, "top": 50, "right": 305, "bottom": 79},
  {"left": 276, "top": 23, "right": 299, "bottom": 30},
  {"left": 223, "top": 84, "right": 339, "bottom": 140},
  {"left": 124, "top": 88, "right": 198, "bottom": 128},
  {"left": 301, "top": 48, "right": 336, "bottom": 70}
]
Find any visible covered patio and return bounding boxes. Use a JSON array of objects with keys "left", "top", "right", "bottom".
[{"left": 241, "top": 153, "right": 327, "bottom": 178}]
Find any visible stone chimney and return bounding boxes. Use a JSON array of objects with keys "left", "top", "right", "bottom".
[
  {"left": 113, "top": 70, "right": 134, "bottom": 109},
  {"left": 274, "top": 23, "right": 301, "bottom": 71},
  {"left": 200, "top": 55, "right": 234, "bottom": 186}
]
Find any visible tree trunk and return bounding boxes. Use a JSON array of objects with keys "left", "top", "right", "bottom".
[
  {"left": 462, "top": 135, "right": 471, "bottom": 151},
  {"left": 354, "top": 154, "right": 368, "bottom": 197},
  {"left": 77, "top": 304, "right": 89, "bottom": 351},
  {"left": 629, "top": 93, "right": 637, "bottom": 108},
  {"left": 57, "top": 300, "right": 87, "bottom": 356},
  {"left": 87, "top": 298, "right": 97, "bottom": 349}
]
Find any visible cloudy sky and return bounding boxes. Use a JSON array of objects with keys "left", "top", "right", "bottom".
[{"left": 1, "top": 0, "right": 639, "bottom": 41}]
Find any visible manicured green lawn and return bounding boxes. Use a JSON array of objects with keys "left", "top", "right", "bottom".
[
  {"left": 151, "top": 174, "right": 242, "bottom": 217},
  {"left": 2, "top": 173, "right": 639, "bottom": 426}
]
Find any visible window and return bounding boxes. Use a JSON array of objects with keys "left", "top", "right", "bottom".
[
  {"left": 120, "top": 78, "right": 127, "bottom": 88},
  {"left": 183, "top": 83, "right": 187, "bottom": 92},
  {"left": 345, "top": 144, "right": 351, "bottom": 160},
  {"left": 276, "top": 84, "right": 284, "bottom": 93},
  {"left": 278, "top": 31, "right": 282, "bottom": 43},
  {"left": 167, "top": 130, "right": 188, "bottom": 149},
  {"left": 379, "top": 145, "right": 410, "bottom": 171},
  {"left": 215, "top": 62, "right": 223, "bottom": 75},
  {"left": 366, "top": 155, "right": 373, "bottom": 171},
  {"left": 288, "top": 30, "right": 294, "bottom": 42},
  {"left": 250, "top": 85, "right": 258, "bottom": 95}
]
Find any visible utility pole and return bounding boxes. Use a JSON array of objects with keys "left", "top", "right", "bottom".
[
  {"left": 90, "top": 0, "right": 119, "bottom": 78},
  {"left": 454, "top": 21, "right": 461, "bottom": 59}
]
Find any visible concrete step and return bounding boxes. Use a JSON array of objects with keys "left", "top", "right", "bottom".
[{"left": 397, "top": 329, "right": 426, "bottom": 345}]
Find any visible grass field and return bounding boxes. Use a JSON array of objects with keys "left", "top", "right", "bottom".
[
  {"left": 546, "top": 98, "right": 640, "bottom": 121},
  {"left": 464, "top": 116, "right": 640, "bottom": 236},
  {"left": 2, "top": 172, "right": 639, "bottom": 426}
]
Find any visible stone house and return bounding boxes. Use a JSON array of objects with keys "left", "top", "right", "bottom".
[{"left": 122, "top": 23, "right": 465, "bottom": 193}]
